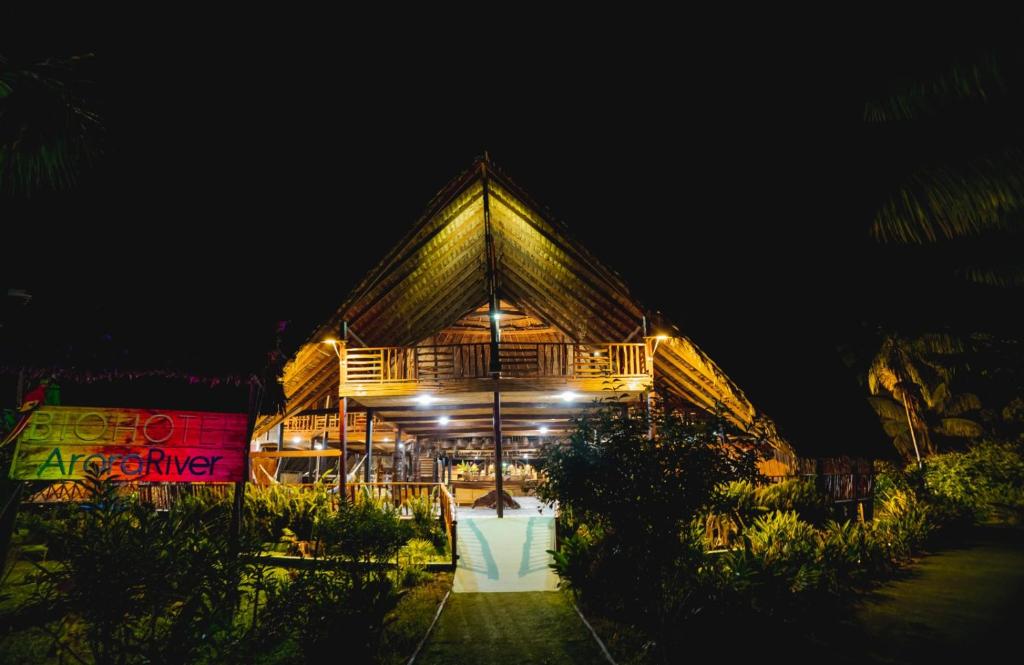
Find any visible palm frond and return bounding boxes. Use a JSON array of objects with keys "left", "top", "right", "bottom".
[
  {"left": 864, "top": 54, "right": 1005, "bottom": 122},
  {"left": 945, "top": 392, "right": 983, "bottom": 416},
  {"left": 912, "top": 333, "right": 965, "bottom": 356},
  {"left": 956, "top": 264, "right": 1024, "bottom": 287},
  {"left": 0, "top": 52, "right": 103, "bottom": 196},
  {"left": 867, "top": 396, "right": 906, "bottom": 422},
  {"left": 935, "top": 417, "right": 984, "bottom": 438},
  {"left": 871, "top": 152, "right": 1024, "bottom": 244}
]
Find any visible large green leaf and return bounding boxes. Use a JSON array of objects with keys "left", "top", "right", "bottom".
[
  {"left": 945, "top": 393, "right": 983, "bottom": 416},
  {"left": 867, "top": 396, "right": 906, "bottom": 422},
  {"left": 936, "top": 417, "right": 984, "bottom": 438}
]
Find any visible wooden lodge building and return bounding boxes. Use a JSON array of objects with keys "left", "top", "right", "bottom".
[{"left": 248, "top": 156, "right": 870, "bottom": 519}]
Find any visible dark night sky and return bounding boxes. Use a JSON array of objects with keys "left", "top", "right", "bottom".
[{"left": 4, "top": 25, "right": 1023, "bottom": 457}]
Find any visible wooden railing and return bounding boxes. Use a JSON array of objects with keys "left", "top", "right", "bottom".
[
  {"left": 283, "top": 412, "right": 363, "bottom": 436},
  {"left": 343, "top": 342, "right": 649, "bottom": 384}
]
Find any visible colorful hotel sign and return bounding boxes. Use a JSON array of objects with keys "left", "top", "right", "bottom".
[{"left": 9, "top": 406, "right": 247, "bottom": 482}]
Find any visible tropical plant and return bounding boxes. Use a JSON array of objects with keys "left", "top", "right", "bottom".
[
  {"left": 874, "top": 487, "right": 934, "bottom": 561},
  {"left": 404, "top": 489, "right": 445, "bottom": 549},
  {"left": 30, "top": 465, "right": 271, "bottom": 665},
  {"left": 756, "top": 479, "right": 831, "bottom": 525},
  {"left": 259, "top": 497, "right": 412, "bottom": 663},
  {"left": 0, "top": 52, "right": 104, "bottom": 195},
  {"left": 539, "top": 404, "right": 761, "bottom": 661},
  {"left": 868, "top": 332, "right": 984, "bottom": 461},
  {"left": 923, "top": 440, "right": 1024, "bottom": 523},
  {"left": 245, "top": 482, "right": 331, "bottom": 541}
]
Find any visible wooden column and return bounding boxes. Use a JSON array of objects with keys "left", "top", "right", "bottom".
[
  {"left": 393, "top": 428, "right": 402, "bottom": 483},
  {"left": 338, "top": 397, "right": 347, "bottom": 499},
  {"left": 493, "top": 390, "right": 504, "bottom": 518},
  {"left": 275, "top": 421, "right": 284, "bottom": 481},
  {"left": 364, "top": 409, "right": 374, "bottom": 483}
]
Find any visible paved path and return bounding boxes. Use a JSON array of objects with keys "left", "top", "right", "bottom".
[{"left": 453, "top": 514, "right": 559, "bottom": 592}]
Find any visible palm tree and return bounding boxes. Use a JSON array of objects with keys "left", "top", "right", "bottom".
[
  {"left": 867, "top": 333, "right": 984, "bottom": 464},
  {"left": 0, "top": 52, "right": 103, "bottom": 196}
]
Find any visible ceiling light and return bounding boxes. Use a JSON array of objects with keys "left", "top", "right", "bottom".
[
  {"left": 439, "top": 416, "right": 450, "bottom": 426},
  {"left": 559, "top": 391, "right": 578, "bottom": 402},
  {"left": 416, "top": 394, "right": 436, "bottom": 405}
]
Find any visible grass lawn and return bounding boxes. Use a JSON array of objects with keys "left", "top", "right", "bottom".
[
  {"left": 378, "top": 572, "right": 453, "bottom": 665},
  {"left": 833, "top": 527, "right": 1024, "bottom": 664},
  {"left": 579, "top": 527, "right": 1024, "bottom": 665},
  {"left": 415, "top": 591, "right": 606, "bottom": 665}
]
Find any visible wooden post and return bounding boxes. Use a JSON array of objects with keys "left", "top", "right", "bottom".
[
  {"left": 493, "top": 390, "right": 504, "bottom": 518},
  {"left": 338, "top": 396, "right": 347, "bottom": 499},
  {"left": 364, "top": 409, "right": 374, "bottom": 483},
  {"left": 338, "top": 324, "right": 348, "bottom": 501},
  {"left": 275, "top": 421, "right": 284, "bottom": 481},
  {"left": 393, "top": 428, "right": 401, "bottom": 483},
  {"left": 231, "top": 380, "right": 262, "bottom": 549}
]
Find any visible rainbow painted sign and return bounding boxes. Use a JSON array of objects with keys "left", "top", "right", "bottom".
[{"left": 9, "top": 406, "right": 248, "bottom": 482}]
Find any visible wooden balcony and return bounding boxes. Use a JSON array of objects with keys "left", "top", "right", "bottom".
[{"left": 338, "top": 341, "right": 652, "bottom": 397}]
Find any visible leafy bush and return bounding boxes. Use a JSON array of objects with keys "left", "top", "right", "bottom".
[
  {"left": 539, "top": 404, "right": 763, "bottom": 660},
  {"left": 404, "top": 489, "right": 446, "bottom": 550},
  {"left": 817, "top": 519, "right": 891, "bottom": 589},
  {"left": 260, "top": 496, "right": 412, "bottom": 663},
  {"left": 923, "top": 440, "right": 1024, "bottom": 524},
  {"left": 875, "top": 488, "right": 933, "bottom": 560},
  {"left": 734, "top": 510, "right": 824, "bottom": 612},
  {"left": 245, "top": 483, "right": 331, "bottom": 542},
  {"left": 29, "top": 466, "right": 272, "bottom": 665},
  {"left": 398, "top": 538, "right": 437, "bottom": 587},
  {"left": 756, "top": 479, "right": 831, "bottom": 525}
]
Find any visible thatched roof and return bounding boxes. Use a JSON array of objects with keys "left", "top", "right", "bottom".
[{"left": 257, "top": 157, "right": 795, "bottom": 458}]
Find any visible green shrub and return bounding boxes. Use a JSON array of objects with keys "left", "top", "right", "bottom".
[
  {"left": 742, "top": 511, "right": 822, "bottom": 594},
  {"left": 875, "top": 488, "right": 933, "bottom": 560},
  {"left": 756, "top": 479, "right": 830, "bottom": 525},
  {"left": 924, "top": 440, "right": 1024, "bottom": 524},
  {"left": 549, "top": 532, "right": 595, "bottom": 598},
  {"left": 404, "top": 489, "right": 446, "bottom": 550},
  {"left": 398, "top": 538, "right": 438, "bottom": 587},
  {"left": 245, "top": 483, "right": 330, "bottom": 542},
  {"left": 817, "top": 519, "right": 890, "bottom": 590},
  {"left": 540, "top": 404, "right": 762, "bottom": 660},
  {"left": 30, "top": 466, "right": 271, "bottom": 665}
]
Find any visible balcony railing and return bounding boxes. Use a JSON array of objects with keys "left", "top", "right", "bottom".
[{"left": 342, "top": 342, "right": 650, "bottom": 385}]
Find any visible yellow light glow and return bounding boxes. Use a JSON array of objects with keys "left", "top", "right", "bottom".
[{"left": 322, "top": 338, "right": 338, "bottom": 344}]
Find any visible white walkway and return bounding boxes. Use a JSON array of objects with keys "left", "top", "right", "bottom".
[{"left": 453, "top": 498, "right": 559, "bottom": 593}]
